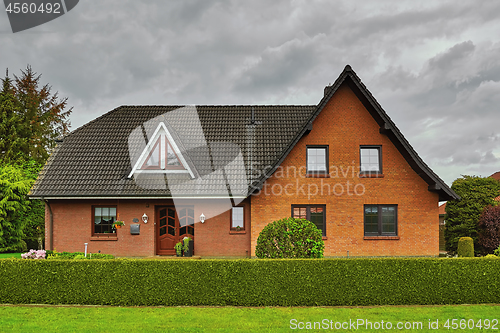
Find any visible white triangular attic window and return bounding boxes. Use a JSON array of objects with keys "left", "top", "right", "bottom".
[{"left": 128, "top": 122, "right": 194, "bottom": 178}]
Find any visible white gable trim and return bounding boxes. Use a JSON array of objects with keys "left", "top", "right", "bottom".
[{"left": 128, "top": 122, "right": 195, "bottom": 179}]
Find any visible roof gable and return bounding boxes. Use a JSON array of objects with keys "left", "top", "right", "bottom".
[{"left": 250, "top": 65, "right": 458, "bottom": 201}]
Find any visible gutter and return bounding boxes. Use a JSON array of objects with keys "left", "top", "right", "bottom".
[{"left": 42, "top": 198, "right": 53, "bottom": 250}]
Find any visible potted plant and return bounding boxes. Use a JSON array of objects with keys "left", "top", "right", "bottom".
[
  {"left": 183, "top": 236, "right": 193, "bottom": 257},
  {"left": 112, "top": 221, "right": 125, "bottom": 229},
  {"left": 174, "top": 242, "right": 183, "bottom": 257},
  {"left": 236, "top": 225, "right": 241, "bottom": 231}
]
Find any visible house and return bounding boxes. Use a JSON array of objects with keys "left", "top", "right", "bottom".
[
  {"left": 492, "top": 172, "right": 500, "bottom": 202},
  {"left": 29, "top": 65, "right": 459, "bottom": 257}
]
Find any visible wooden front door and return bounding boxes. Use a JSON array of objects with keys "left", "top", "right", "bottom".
[{"left": 156, "top": 206, "right": 194, "bottom": 255}]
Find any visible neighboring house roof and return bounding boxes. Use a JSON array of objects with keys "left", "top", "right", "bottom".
[
  {"left": 490, "top": 171, "right": 500, "bottom": 181},
  {"left": 29, "top": 65, "right": 458, "bottom": 201},
  {"left": 491, "top": 172, "right": 500, "bottom": 201},
  {"left": 439, "top": 203, "right": 446, "bottom": 216}
]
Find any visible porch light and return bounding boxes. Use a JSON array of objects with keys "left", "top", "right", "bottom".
[
  {"left": 200, "top": 213, "right": 206, "bottom": 223},
  {"left": 142, "top": 213, "right": 148, "bottom": 223}
]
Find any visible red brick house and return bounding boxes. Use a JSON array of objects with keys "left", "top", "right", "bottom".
[{"left": 29, "top": 65, "right": 458, "bottom": 257}]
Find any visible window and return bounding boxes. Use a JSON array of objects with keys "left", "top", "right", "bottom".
[
  {"left": 231, "top": 207, "right": 244, "bottom": 230},
  {"left": 93, "top": 206, "right": 117, "bottom": 235},
  {"left": 360, "top": 146, "right": 382, "bottom": 174},
  {"left": 142, "top": 134, "right": 185, "bottom": 170},
  {"left": 307, "top": 146, "right": 328, "bottom": 175},
  {"left": 292, "top": 205, "right": 326, "bottom": 236},
  {"left": 364, "top": 205, "right": 397, "bottom": 236}
]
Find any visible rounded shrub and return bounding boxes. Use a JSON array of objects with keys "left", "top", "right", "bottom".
[
  {"left": 484, "top": 254, "right": 498, "bottom": 259},
  {"left": 255, "top": 217, "right": 324, "bottom": 258},
  {"left": 457, "top": 237, "right": 474, "bottom": 257}
]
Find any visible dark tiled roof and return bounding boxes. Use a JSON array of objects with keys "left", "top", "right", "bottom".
[
  {"left": 30, "top": 65, "right": 459, "bottom": 201},
  {"left": 30, "top": 105, "right": 315, "bottom": 197}
]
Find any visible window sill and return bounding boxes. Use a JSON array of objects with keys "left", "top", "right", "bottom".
[
  {"left": 363, "top": 236, "right": 399, "bottom": 240},
  {"left": 322, "top": 236, "right": 328, "bottom": 240},
  {"left": 90, "top": 235, "right": 118, "bottom": 241},
  {"left": 359, "top": 173, "right": 384, "bottom": 178},
  {"left": 306, "top": 173, "right": 330, "bottom": 178},
  {"left": 229, "top": 230, "right": 246, "bottom": 235}
]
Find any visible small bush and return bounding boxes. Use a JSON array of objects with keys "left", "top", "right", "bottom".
[
  {"left": 494, "top": 245, "right": 500, "bottom": 256},
  {"left": 478, "top": 205, "right": 500, "bottom": 254},
  {"left": 457, "top": 237, "right": 474, "bottom": 257},
  {"left": 45, "top": 250, "right": 113, "bottom": 260},
  {"left": 484, "top": 254, "right": 498, "bottom": 259},
  {"left": 255, "top": 217, "right": 324, "bottom": 258}
]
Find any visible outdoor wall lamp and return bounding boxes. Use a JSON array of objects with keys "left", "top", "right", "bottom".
[
  {"left": 142, "top": 213, "right": 148, "bottom": 223},
  {"left": 200, "top": 213, "right": 206, "bottom": 223}
]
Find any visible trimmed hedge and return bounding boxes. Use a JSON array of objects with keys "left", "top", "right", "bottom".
[{"left": 1, "top": 258, "right": 500, "bottom": 306}]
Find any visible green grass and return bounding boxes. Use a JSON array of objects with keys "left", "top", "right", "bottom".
[
  {"left": 0, "top": 304, "right": 499, "bottom": 332},
  {"left": 0, "top": 253, "right": 21, "bottom": 259}
]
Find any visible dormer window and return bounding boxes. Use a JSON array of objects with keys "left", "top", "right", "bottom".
[
  {"left": 128, "top": 122, "right": 195, "bottom": 178},
  {"left": 142, "top": 134, "right": 184, "bottom": 170}
]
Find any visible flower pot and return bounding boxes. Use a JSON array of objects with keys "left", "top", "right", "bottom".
[
  {"left": 115, "top": 225, "right": 122, "bottom": 229},
  {"left": 183, "top": 240, "right": 194, "bottom": 257}
]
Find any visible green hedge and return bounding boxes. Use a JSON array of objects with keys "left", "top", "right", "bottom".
[{"left": 1, "top": 258, "right": 499, "bottom": 306}]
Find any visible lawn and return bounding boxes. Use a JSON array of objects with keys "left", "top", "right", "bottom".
[
  {"left": 0, "top": 304, "right": 499, "bottom": 332},
  {"left": 0, "top": 253, "right": 21, "bottom": 259}
]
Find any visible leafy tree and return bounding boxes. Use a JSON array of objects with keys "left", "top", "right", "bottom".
[
  {"left": 255, "top": 217, "right": 324, "bottom": 258},
  {"left": 16, "top": 158, "right": 45, "bottom": 250},
  {"left": 445, "top": 175, "right": 500, "bottom": 254},
  {"left": 0, "top": 164, "right": 34, "bottom": 252},
  {"left": 0, "top": 65, "right": 72, "bottom": 164},
  {"left": 478, "top": 205, "right": 500, "bottom": 254}
]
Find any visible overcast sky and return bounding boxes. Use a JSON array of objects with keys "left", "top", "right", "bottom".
[{"left": 1, "top": 0, "right": 499, "bottom": 186}]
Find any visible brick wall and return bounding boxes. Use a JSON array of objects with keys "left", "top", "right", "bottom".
[
  {"left": 251, "top": 83, "right": 440, "bottom": 257},
  {"left": 46, "top": 198, "right": 251, "bottom": 257}
]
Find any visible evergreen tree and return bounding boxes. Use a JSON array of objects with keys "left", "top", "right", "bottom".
[
  {"left": 445, "top": 175, "right": 500, "bottom": 255},
  {"left": 0, "top": 72, "right": 24, "bottom": 163},
  {"left": 0, "top": 65, "right": 72, "bottom": 164}
]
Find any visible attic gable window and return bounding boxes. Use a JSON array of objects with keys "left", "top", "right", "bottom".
[
  {"left": 142, "top": 134, "right": 184, "bottom": 170},
  {"left": 128, "top": 122, "right": 195, "bottom": 178},
  {"left": 360, "top": 146, "right": 382, "bottom": 175},
  {"left": 306, "top": 146, "right": 328, "bottom": 176}
]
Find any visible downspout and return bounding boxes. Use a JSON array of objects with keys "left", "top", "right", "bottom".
[{"left": 43, "top": 198, "right": 53, "bottom": 250}]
